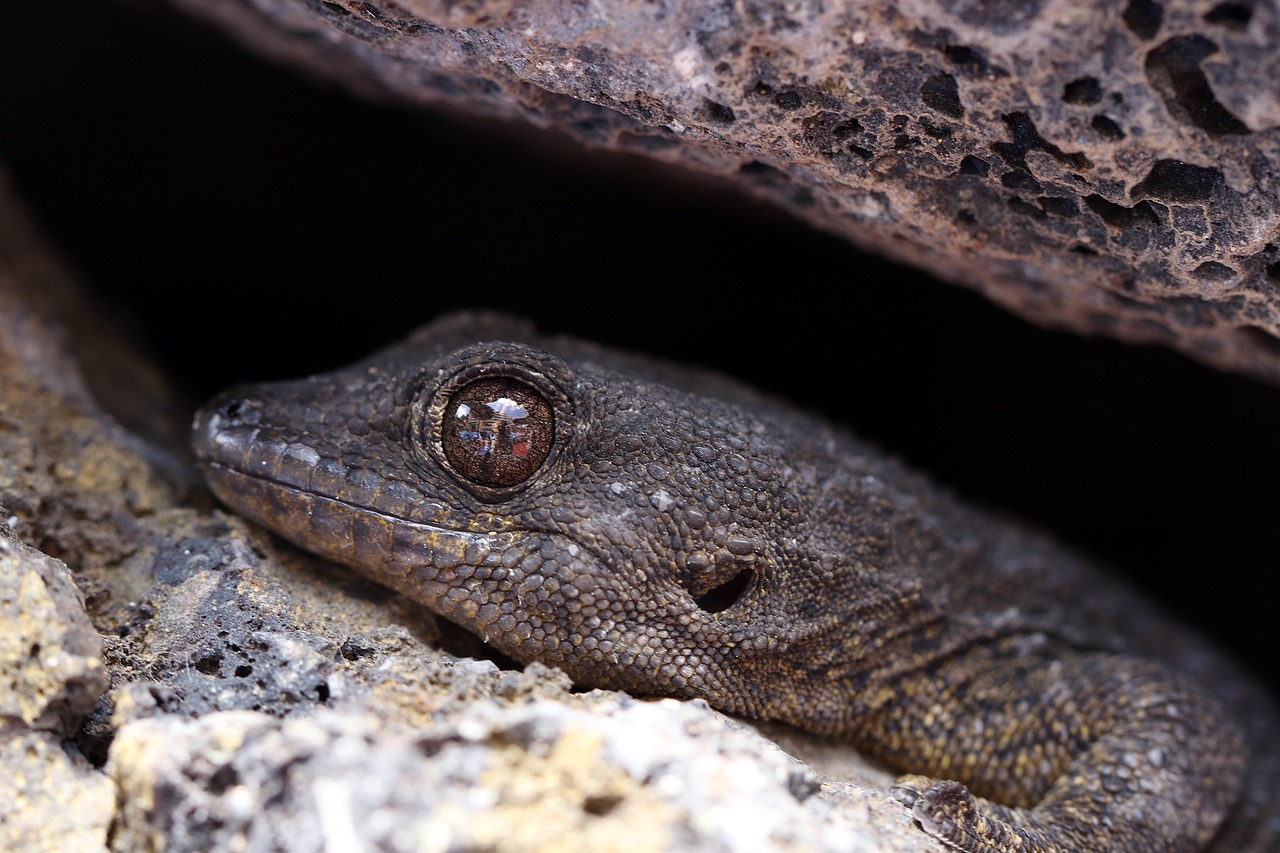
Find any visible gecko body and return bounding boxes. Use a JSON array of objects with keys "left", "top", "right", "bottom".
[{"left": 192, "top": 312, "right": 1279, "bottom": 852}]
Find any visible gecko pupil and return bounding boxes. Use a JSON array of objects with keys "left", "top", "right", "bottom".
[{"left": 440, "top": 377, "right": 554, "bottom": 487}]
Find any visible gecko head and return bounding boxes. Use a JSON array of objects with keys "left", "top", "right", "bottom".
[{"left": 193, "top": 313, "right": 903, "bottom": 723}]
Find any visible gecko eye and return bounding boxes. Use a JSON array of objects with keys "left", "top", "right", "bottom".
[
  {"left": 414, "top": 347, "right": 572, "bottom": 500},
  {"left": 438, "top": 377, "right": 555, "bottom": 488}
]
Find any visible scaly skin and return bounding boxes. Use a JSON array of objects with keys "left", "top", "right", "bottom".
[{"left": 192, "top": 312, "right": 1279, "bottom": 852}]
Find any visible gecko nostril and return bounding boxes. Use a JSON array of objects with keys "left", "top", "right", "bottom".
[
  {"left": 694, "top": 567, "right": 755, "bottom": 614},
  {"left": 218, "top": 395, "right": 262, "bottom": 425}
]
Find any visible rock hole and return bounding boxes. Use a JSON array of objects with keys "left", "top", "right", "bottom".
[
  {"left": 1039, "top": 196, "right": 1080, "bottom": 217},
  {"left": 1123, "top": 0, "right": 1164, "bottom": 40},
  {"left": 320, "top": 1, "right": 351, "bottom": 15},
  {"left": 1267, "top": 260, "right": 1280, "bottom": 283},
  {"left": 1086, "top": 194, "right": 1163, "bottom": 229},
  {"left": 1204, "top": 2, "right": 1252, "bottom": 29},
  {"left": 315, "top": 681, "right": 331, "bottom": 702},
  {"left": 959, "top": 155, "right": 990, "bottom": 176},
  {"left": 704, "top": 99, "right": 736, "bottom": 125},
  {"left": 1001, "top": 169, "right": 1042, "bottom": 192},
  {"left": 1131, "top": 159, "right": 1224, "bottom": 202},
  {"left": 738, "top": 160, "right": 785, "bottom": 178},
  {"left": 921, "top": 72, "right": 964, "bottom": 118},
  {"left": 993, "top": 112, "right": 1092, "bottom": 170},
  {"left": 234, "top": 664, "right": 253, "bottom": 678},
  {"left": 953, "top": 0, "right": 1045, "bottom": 32},
  {"left": 194, "top": 652, "right": 222, "bottom": 675},
  {"left": 694, "top": 567, "right": 754, "bottom": 613},
  {"left": 1091, "top": 115, "right": 1125, "bottom": 140},
  {"left": 802, "top": 113, "right": 868, "bottom": 157},
  {"left": 583, "top": 794, "right": 625, "bottom": 817},
  {"left": 1191, "top": 261, "right": 1236, "bottom": 283},
  {"left": 921, "top": 119, "right": 953, "bottom": 140},
  {"left": 943, "top": 44, "right": 1005, "bottom": 78},
  {"left": 774, "top": 91, "right": 803, "bottom": 110},
  {"left": 833, "top": 118, "right": 863, "bottom": 137},
  {"left": 209, "top": 764, "right": 240, "bottom": 795},
  {"left": 1144, "top": 36, "right": 1249, "bottom": 136},
  {"left": 1063, "top": 77, "right": 1102, "bottom": 105}
]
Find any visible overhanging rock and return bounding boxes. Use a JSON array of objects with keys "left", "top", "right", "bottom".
[{"left": 164, "top": 0, "right": 1280, "bottom": 380}]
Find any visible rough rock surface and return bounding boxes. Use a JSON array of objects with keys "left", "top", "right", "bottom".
[
  {"left": 107, "top": 694, "right": 923, "bottom": 853},
  {"left": 0, "top": 172, "right": 943, "bottom": 850},
  {"left": 0, "top": 534, "right": 114, "bottom": 853},
  {"left": 0, "top": 535, "right": 106, "bottom": 734},
  {"left": 0, "top": 724, "right": 115, "bottom": 853},
  {"left": 157, "top": 0, "right": 1280, "bottom": 383}
]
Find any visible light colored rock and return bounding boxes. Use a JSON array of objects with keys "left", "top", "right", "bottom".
[
  {"left": 107, "top": 693, "right": 939, "bottom": 853},
  {"left": 0, "top": 723, "right": 114, "bottom": 853},
  {"left": 0, "top": 536, "right": 106, "bottom": 733}
]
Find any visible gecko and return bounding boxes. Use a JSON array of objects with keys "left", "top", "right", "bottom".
[{"left": 192, "top": 311, "right": 1279, "bottom": 852}]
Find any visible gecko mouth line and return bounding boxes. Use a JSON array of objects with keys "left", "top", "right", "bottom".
[
  {"left": 201, "top": 459, "right": 617, "bottom": 573},
  {"left": 204, "top": 459, "right": 520, "bottom": 542}
]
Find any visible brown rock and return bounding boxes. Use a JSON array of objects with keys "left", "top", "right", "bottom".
[{"left": 155, "top": 0, "right": 1280, "bottom": 382}]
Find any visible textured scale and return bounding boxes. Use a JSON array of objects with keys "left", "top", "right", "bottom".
[{"left": 192, "top": 312, "right": 1280, "bottom": 852}]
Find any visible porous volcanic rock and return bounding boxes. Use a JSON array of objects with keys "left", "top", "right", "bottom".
[{"left": 157, "top": 0, "right": 1280, "bottom": 382}]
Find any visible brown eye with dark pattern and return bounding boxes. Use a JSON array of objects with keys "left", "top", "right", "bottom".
[{"left": 440, "top": 377, "right": 555, "bottom": 487}]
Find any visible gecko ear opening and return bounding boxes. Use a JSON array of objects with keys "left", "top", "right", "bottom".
[{"left": 694, "top": 567, "right": 755, "bottom": 613}]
